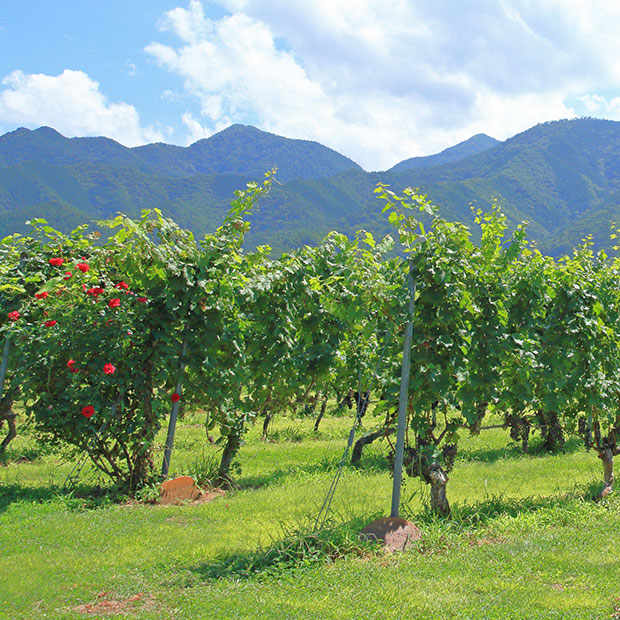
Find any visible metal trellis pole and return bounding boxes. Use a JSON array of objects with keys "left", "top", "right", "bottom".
[
  {"left": 390, "top": 261, "right": 416, "bottom": 518},
  {"left": 0, "top": 337, "right": 11, "bottom": 400},
  {"left": 161, "top": 339, "right": 189, "bottom": 478}
]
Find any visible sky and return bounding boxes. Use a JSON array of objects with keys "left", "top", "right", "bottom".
[{"left": 1, "top": 1, "right": 620, "bottom": 170}]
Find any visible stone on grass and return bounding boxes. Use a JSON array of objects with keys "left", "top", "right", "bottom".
[
  {"left": 360, "top": 517, "right": 421, "bottom": 552},
  {"left": 159, "top": 476, "right": 201, "bottom": 505}
]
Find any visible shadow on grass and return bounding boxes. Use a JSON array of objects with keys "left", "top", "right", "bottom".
[
  {"left": 457, "top": 436, "right": 584, "bottom": 464},
  {"left": 351, "top": 433, "right": 585, "bottom": 471},
  {"left": 181, "top": 514, "right": 383, "bottom": 584},
  {"left": 235, "top": 457, "right": 352, "bottom": 489},
  {"left": 0, "top": 444, "right": 54, "bottom": 466},
  {"left": 0, "top": 482, "right": 121, "bottom": 514},
  {"left": 407, "top": 481, "right": 607, "bottom": 532},
  {"left": 235, "top": 435, "right": 586, "bottom": 491}
]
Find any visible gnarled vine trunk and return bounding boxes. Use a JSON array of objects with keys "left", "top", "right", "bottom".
[
  {"left": 429, "top": 466, "right": 450, "bottom": 516},
  {"left": 262, "top": 413, "right": 272, "bottom": 438},
  {"left": 313, "top": 391, "right": 329, "bottom": 432},
  {"left": 352, "top": 426, "right": 395, "bottom": 464},
  {"left": 0, "top": 393, "right": 16, "bottom": 454},
  {"left": 598, "top": 447, "right": 614, "bottom": 499},
  {"left": 216, "top": 428, "right": 242, "bottom": 488},
  {"left": 129, "top": 338, "right": 157, "bottom": 491},
  {"left": 540, "top": 410, "right": 564, "bottom": 452}
]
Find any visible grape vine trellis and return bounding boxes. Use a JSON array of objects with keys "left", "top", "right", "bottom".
[{"left": 2, "top": 174, "right": 620, "bottom": 515}]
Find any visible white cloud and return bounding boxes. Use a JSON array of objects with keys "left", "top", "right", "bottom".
[
  {"left": 145, "top": 1, "right": 620, "bottom": 169},
  {"left": 0, "top": 69, "right": 165, "bottom": 146},
  {"left": 182, "top": 112, "right": 213, "bottom": 143},
  {"left": 576, "top": 94, "right": 620, "bottom": 120}
]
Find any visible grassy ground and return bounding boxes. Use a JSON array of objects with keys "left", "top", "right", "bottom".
[{"left": 1, "top": 409, "right": 619, "bottom": 619}]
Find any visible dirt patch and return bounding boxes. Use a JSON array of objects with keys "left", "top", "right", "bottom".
[
  {"left": 194, "top": 487, "right": 226, "bottom": 503},
  {"left": 467, "top": 533, "right": 507, "bottom": 547},
  {"left": 70, "top": 592, "right": 156, "bottom": 616}
]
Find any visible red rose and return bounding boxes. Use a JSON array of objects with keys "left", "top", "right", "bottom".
[
  {"left": 86, "top": 287, "right": 105, "bottom": 297},
  {"left": 76, "top": 263, "right": 90, "bottom": 273},
  {"left": 108, "top": 298, "right": 121, "bottom": 308},
  {"left": 67, "top": 359, "right": 79, "bottom": 373},
  {"left": 103, "top": 363, "right": 116, "bottom": 375},
  {"left": 115, "top": 281, "right": 129, "bottom": 290},
  {"left": 44, "top": 320, "right": 57, "bottom": 327},
  {"left": 63, "top": 272, "right": 72, "bottom": 280},
  {"left": 137, "top": 297, "right": 148, "bottom": 303},
  {"left": 81, "top": 405, "right": 95, "bottom": 418},
  {"left": 8, "top": 311, "right": 20, "bottom": 322},
  {"left": 171, "top": 392, "right": 181, "bottom": 403},
  {"left": 49, "top": 257, "right": 64, "bottom": 266},
  {"left": 35, "top": 292, "right": 49, "bottom": 300}
]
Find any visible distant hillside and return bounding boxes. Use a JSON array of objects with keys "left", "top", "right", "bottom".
[
  {"left": 390, "top": 134, "right": 500, "bottom": 172},
  {"left": 1, "top": 118, "right": 620, "bottom": 256},
  {"left": 0, "top": 124, "right": 362, "bottom": 183},
  {"left": 384, "top": 118, "right": 620, "bottom": 254}
]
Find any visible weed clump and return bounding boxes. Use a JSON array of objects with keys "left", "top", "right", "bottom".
[{"left": 193, "top": 517, "right": 382, "bottom": 580}]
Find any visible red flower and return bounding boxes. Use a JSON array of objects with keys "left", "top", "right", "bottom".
[
  {"left": 63, "top": 272, "right": 72, "bottom": 280},
  {"left": 115, "top": 281, "right": 129, "bottom": 290},
  {"left": 81, "top": 405, "right": 95, "bottom": 418},
  {"left": 76, "top": 263, "right": 90, "bottom": 273},
  {"left": 67, "top": 359, "right": 79, "bottom": 373},
  {"left": 35, "top": 292, "right": 49, "bottom": 300},
  {"left": 171, "top": 392, "right": 181, "bottom": 403},
  {"left": 103, "top": 363, "right": 116, "bottom": 375},
  {"left": 8, "top": 311, "right": 20, "bottom": 322},
  {"left": 44, "top": 320, "right": 57, "bottom": 327},
  {"left": 86, "top": 287, "right": 105, "bottom": 297},
  {"left": 49, "top": 257, "right": 64, "bottom": 267},
  {"left": 137, "top": 297, "right": 147, "bottom": 303},
  {"left": 108, "top": 298, "right": 121, "bottom": 308}
]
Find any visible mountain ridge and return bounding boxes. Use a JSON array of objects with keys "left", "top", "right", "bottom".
[
  {"left": 0, "top": 118, "right": 619, "bottom": 256},
  {"left": 389, "top": 133, "right": 500, "bottom": 172},
  {"left": 0, "top": 124, "right": 363, "bottom": 182}
]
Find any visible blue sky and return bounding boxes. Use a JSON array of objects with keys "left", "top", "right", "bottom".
[{"left": 1, "top": 1, "right": 619, "bottom": 169}]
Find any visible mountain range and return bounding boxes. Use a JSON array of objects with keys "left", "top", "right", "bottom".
[{"left": 1, "top": 118, "right": 619, "bottom": 256}]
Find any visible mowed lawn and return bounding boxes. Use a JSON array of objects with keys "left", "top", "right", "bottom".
[{"left": 1, "top": 411, "right": 619, "bottom": 620}]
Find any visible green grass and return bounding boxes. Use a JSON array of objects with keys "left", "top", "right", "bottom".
[{"left": 1, "top": 411, "right": 619, "bottom": 619}]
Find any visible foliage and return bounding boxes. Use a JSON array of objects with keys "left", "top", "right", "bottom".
[{"left": 7, "top": 169, "right": 620, "bottom": 512}]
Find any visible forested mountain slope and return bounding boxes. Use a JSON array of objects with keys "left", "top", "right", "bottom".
[
  {"left": 389, "top": 133, "right": 499, "bottom": 172},
  {"left": 1, "top": 118, "right": 619, "bottom": 256}
]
